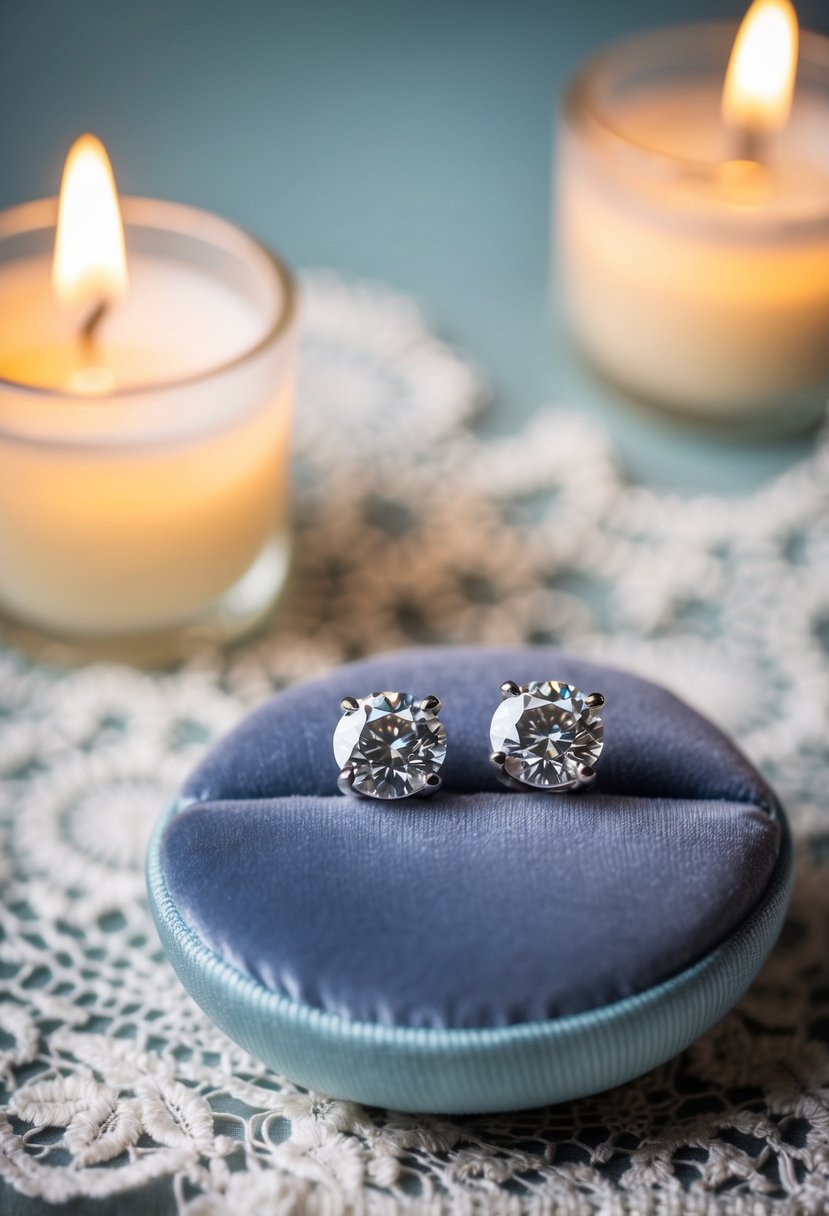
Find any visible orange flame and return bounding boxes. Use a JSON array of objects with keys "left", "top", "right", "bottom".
[
  {"left": 722, "top": 0, "right": 799, "bottom": 136},
  {"left": 53, "top": 134, "right": 128, "bottom": 311}
]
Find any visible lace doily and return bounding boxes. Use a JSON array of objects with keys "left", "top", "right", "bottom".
[{"left": 1, "top": 271, "right": 828, "bottom": 1215}]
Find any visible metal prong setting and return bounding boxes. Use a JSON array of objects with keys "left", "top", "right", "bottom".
[
  {"left": 337, "top": 766, "right": 363, "bottom": 797},
  {"left": 421, "top": 694, "right": 442, "bottom": 714},
  {"left": 340, "top": 696, "right": 360, "bottom": 714},
  {"left": 585, "top": 692, "right": 605, "bottom": 710},
  {"left": 490, "top": 750, "right": 532, "bottom": 793},
  {"left": 500, "top": 680, "right": 521, "bottom": 700},
  {"left": 574, "top": 763, "right": 597, "bottom": 790},
  {"left": 418, "top": 772, "right": 442, "bottom": 797}
]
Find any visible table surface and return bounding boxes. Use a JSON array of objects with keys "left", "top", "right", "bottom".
[{"left": 1, "top": 0, "right": 827, "bottom": 494}]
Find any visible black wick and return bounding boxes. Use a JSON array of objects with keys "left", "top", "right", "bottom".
[{"left": 79, "top": 297, "right": 109, "bottom": 359}]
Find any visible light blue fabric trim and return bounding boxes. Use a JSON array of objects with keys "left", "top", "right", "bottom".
[{"left": 147, "top": 799, "right": 793, "bottom": 1114}]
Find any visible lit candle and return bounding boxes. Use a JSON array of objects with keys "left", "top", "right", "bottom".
[
  {"left": 556, "top": 1, "right": 829, "bottom": 428},
  {"left": 0, "top": 136, "right": 296, "bottom": 655}
]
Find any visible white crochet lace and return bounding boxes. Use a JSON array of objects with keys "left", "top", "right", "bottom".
[{"left": 1, "top": 271, "right": 828, "bottom": 1215}]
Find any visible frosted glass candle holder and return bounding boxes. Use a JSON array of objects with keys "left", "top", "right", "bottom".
[
  {"left": 556, "top": 23, "right": 829, "bottom": 430},
  {"left": 0, "top": 198, "right": 296, "bottom": 663}
]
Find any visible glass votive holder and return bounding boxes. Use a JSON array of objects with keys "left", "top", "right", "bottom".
[
  {"left": 0, "top": 197, "right": 296, "bottom": 663},
  {"left": 555, "top": 22, "right": 829, "bottom": 430}
]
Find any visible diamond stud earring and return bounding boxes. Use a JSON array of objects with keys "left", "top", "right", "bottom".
[
  {"left": 489, "top": 680, "right": 605, "bottom": 793},
  {"left": 333, "top": 691, "right": 447, "bottom": 800}
]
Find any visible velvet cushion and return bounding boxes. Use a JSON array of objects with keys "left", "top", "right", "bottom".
[{"left": 162, "top": 647, "right": 781, "bottom": 1031}]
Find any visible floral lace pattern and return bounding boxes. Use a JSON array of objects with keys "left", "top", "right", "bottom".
[{"left": 1, "top": 272, "right": 828, "bottom": 1214}]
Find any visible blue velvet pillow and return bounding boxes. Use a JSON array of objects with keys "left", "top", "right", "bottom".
[{"left": 149, "top": 647, "right": 791, "bottom": 1112}]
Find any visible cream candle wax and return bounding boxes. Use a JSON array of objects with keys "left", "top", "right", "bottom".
[
  {"left": 556, "top": 0, "right": 829, "bottom": 427},
  {"left": 0, "top": 137, "right": 296, "bottom": 651}
]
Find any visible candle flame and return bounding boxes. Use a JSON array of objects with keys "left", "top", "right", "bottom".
[
  {"left": 53, "top": 134, "right": 129, "bottom": 311},
  {"left": 722, "top": 0, "right": 799, "bottom": 136}
]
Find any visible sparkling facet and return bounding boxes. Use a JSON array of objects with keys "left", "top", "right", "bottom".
[
  {"left": 333, "top": 691, "right": 447, "bottom": 800},
  {"left": 490, "top": 681, "right": 603, "bottom": 790}
]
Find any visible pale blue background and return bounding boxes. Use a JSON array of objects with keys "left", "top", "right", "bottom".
[{"left": 0, "top": 0, "right": 827, "bottom": 492}]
